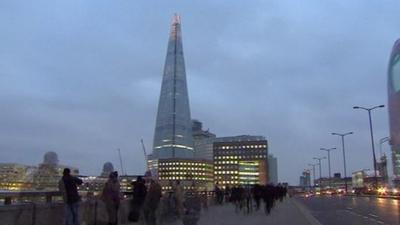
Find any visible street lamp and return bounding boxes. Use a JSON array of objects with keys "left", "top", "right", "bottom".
[
  {"left": 353, "top": 104, "right": 385, "bottom": 189},
  {"left": 320, "top": 147, "right": 336, "bottom": 186},
  {"left": 332, "top": 132, "right": 353, "bottom": 193},
  {"left": 313, "top": 157, "right": 326, "bottom": 187},
  {"left": 308, "top": 163, "right": 317, "bottom": 187}
]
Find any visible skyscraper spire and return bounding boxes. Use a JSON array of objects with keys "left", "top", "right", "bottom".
[{"left": 152, "top": 14, "right": 194, "bottom": 159}]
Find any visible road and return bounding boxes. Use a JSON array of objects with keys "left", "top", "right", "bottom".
[{"left": 297, "top": 195, "right": 400, "bottom": 225}]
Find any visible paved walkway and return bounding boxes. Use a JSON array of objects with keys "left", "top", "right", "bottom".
[{"left": 124, "top": 198, "right": 321, "bottom": 225}]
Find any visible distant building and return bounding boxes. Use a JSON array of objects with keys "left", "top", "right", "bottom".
[
  {"left": 268, "top": 154, "right": 278, "bottom": 184},
  {"left": 0, "top": 152, "right": 78, "bottom": 191},
  {"left": 377, "top": 155, "right": 389, "bottom": 183},
  {"left": 152, "top": 14, "right": 194, "bottom": 159},
  {"left": 352, "top": 170, "right": 384, "bottom": 189},
  {"left": 192, "top": 119, "right": 216, "bottom": 160},
  {"left": 33, "top": 152, "right": 79, "bottom": 190},
  {"left": 157, "top": 158, "right": 213, "bottom": 191},
  {"left": 213, "top": 135, "right": 268, "bottom": 189},
  {"left": 0, "top": 163, "right": 36, "bottom": 191},
  {"left": 387, "top": 38, "right": 400, "bottom": 186},
  {"left": 315, "top": 173, "right": 352, "bottom": 189},
  {"left": 101, "top": 162, "right": 114, "bottom": 177},
  {"left": 299, "top": 170, "right": 311, "bottom": 188}
]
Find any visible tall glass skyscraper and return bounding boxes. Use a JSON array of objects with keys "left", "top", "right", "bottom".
[
  {"left": 388, "top": 39, "right": 400, "bottom": 181},
  {"left": 152, "top": 15, "right": 194, "bottom": 159}
]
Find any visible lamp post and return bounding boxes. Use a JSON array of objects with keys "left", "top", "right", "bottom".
[
  {"left": 308, "top": 163, "right": 317, "bottom": 187},
  {"left": 353, "top": 105, "right": 385, "bottom": 189},
  {"left": 332, "top": 132, "right": 353, "bottom": 193},
  {"left": 313, "top": 157, "right": 326, "bottom": 187},
  {"left": 320, "top": 147, "right": 336, "bottom": 187}
]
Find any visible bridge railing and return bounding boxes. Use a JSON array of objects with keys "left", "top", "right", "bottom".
[{"left": 0, "top": 190, "right": 217, "bottom": 225}]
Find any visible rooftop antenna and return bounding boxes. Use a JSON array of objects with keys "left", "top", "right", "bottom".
[{"left": 117, "top": 148, "right": 126, "bottom": 175}]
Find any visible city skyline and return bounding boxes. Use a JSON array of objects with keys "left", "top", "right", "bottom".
[{"left": 0, "top": 1, "right": 400, "bottom": 184}]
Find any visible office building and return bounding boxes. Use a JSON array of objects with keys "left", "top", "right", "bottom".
[
  {"left": 33, "top": 152, "right": 79, "bottom": 190},
  {"left": 377, "top": 155, "right": 389, "bottom": 183},
  {"left": 0, "top": 163, "right": 36, "bottom": 191},
  {"left": 192, "top": 119, "right": 216, "bottom": 160},
  {"left": 158, "top": 158, "right": 213, "bottom": 191},
  {"left": 213, "top": 135, "right": 268, "bottom": 189},
  {"left": 268, "top": 154, "right": 278, "bottom": 184},
  {"left": 299, "top": 170, "right": 311, "bottom": 188},
  {"left": 152, "top": 14, "right": 194, "bottom": 159},
  {"left": 387, "top": 38, "right": 400, "bottom": 186}
]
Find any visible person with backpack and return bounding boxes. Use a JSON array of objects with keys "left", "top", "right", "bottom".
[
  {"left": 102, "top": 171, "right": 121, "bottom": 225},
  {"left": 58, "top": 168, "right": 83, "bottom": 225}
]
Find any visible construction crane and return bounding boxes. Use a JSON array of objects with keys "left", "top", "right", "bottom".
[
  {"left": 117, "top": 148, "right": 126, "bottom": 175},
  {"left": 141, "top": 139, "right": 149, "bottom": 170}
]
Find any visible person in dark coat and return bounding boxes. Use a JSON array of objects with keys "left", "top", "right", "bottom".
[
  {"left": 144, "top": 179, "right": 162, "bottom": 225},
  {"left": 102, "top": 171, "right": 121, "bottom": 225},
  {"left": 252, "top": 184, "right": 262, "bottom": 210},
  {"left": 58, "top": 168, "right": 83, "bottom": 225},
  {"left": 182, "top": 185, "right": 201, "bottom": 225},
  {"left": 129, "top": 176, "right": 147, "bottom": 222}
]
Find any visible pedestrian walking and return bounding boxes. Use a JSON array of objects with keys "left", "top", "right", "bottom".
[
  {"left": 182, "top": 186, "right": 201, "bottom": 225},
  {"left": 252, "top": 184, "right": 262, "bottom": 211},
  {"left": 172, "top": 180, "right": 185, "bottom": 218},
  {"left": 58, "top": 168, "right": 83, "bottom": 225},
  {"left": 102, "top": 171, "right": 121, "bottom": 225},
  {"left": 144, "top": 179, "right": 162, "bottom": 225},
  {"left": 129, "top": 176, "right": 147, "bottom": 222}
]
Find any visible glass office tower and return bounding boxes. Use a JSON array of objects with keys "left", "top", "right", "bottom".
[
  {"left": 388, "top": 39, "right": 400, "bottom": 182},
  {"left": 153, "top": 15, "right": 194, "bottom": 159}
]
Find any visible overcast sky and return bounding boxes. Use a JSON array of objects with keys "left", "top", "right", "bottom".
[{"left": 1, "top": 1, "right": 400, "bottom": 184}]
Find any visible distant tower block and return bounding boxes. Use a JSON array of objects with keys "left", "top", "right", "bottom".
[
  {"left": 43, "top": 151, "right": 59, "bottom": 165},
  {"left": 388, "top": 39, "right": 400, "bottom": 181},
  {"left": 152, "top": 14, "right": 194, "bottom": 159},
  {"left": 101, "top": 162, "right": 114, "bottom": 177}
]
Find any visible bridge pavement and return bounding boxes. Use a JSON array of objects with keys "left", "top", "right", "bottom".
[{"left": 124, "top": 198, "right": 320, "bottom": 225}]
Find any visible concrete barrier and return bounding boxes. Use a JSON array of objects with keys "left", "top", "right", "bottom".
[{"left": 0, "top": 199, "right": 131, "bottom": 225}]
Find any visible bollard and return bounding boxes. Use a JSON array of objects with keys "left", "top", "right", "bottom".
[
  {"left": 94, "top": 200, "right": 98, "bottom": 225},
  {"left": 4, "top": 196, "right": 12, "bottom": 205},
  {"left": 31, "top": 202, "right": 36, "bottom": 225},
  {"left": 45, "top": 194, "right": 52, "bottom": 203}
]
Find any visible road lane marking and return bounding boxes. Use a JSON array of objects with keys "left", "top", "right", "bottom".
[{"left": 368, "top": 213, "right": 378, "bottom": 218}]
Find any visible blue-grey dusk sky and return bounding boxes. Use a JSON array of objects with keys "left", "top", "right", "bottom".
[{"left": 1, "top": 1, "right": 400, "bottom": 184}]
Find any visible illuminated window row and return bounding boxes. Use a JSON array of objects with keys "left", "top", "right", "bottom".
[
  {"left": 160, "top": 176, "right": 211, "bottom": 181},
  {"left": 238, "top": 172, "right": 259, "bottom": 176},
  {"left": 219, "top": 180, "right": 239, "bottom": 184},
  {"left": 216, "top": 176, "right": 239, "bottom": 180},
  {"left": 159, "top": 167, "right": 212, "bottom": 171},
  {"left": 214, "top": 171, "right": 238, "bottom": 174},
  {"left": 160, "top": 172, "right": 209, "bottom": 176},
  {"left": 218, "top": 145, "right": 267, "bottom": 150},
  {"left": 159, "top": 162, "right": 209, "bottom": 166},
  {"left": 214, "top": 155, "right": 266, "bottom": 160},
  {"left": 215, "top": 161, "right": 238, "bottom": 165}
]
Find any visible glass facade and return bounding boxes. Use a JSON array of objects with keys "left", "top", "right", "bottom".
[
  {"left": 153, "top": 15, "right": 194, "bottom": 159},
  {"left": 388, "top": 39, "right": 400, "bottom": 179},
  {"left": 157, "top": 158, "right": 214, "bottom": 191},
  {"left": 213, "top": 136, "right": 268, "bottom": 189}
]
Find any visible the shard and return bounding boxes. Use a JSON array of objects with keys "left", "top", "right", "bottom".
[
  {"left": 388, "top": 39, "right": 400, "bottom": 182},
  {"left": 152, "top": 15, "right": 194, "bottom": 159}
]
